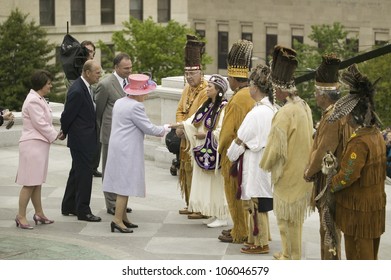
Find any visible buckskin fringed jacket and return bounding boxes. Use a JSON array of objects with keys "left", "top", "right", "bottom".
[{"left": 331, "top": 126, "right": 387, "bottom": 239}]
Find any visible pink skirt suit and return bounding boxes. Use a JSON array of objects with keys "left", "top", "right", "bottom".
[{"left": 15, "top": 90, "right": 58, "bottom": 186}]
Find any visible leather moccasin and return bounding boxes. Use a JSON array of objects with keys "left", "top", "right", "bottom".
[
  {"left": 218, "top": 234, "right": 233, "bottom": 243},
  {"left": 240, "top": 245, "right": 269, "bottom": 254}
]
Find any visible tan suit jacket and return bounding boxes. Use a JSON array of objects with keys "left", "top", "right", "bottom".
[{"left": 95, "top": 73, "right": 126, "bottom": 144}]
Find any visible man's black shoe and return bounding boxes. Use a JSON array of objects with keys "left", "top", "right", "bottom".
[
  {"left": 107, "top": 207, "right": 132, "bottom": 215},
  {"left": 62, "top": 210, "right": 77, "bottom": 216},
  {"left": 78, "top": 214, "right": 102, "bottom": 222},
  {"left": 93, "top": 170, "right": 102, "bottom": 177}
]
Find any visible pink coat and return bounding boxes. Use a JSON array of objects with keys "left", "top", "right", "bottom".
[{"left": 19, "top": 90, "right": 58, "bottom": 144}]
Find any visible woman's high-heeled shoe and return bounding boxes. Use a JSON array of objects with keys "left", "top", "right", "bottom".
[
  {"left": 123, "top": 220, "right": 138, "bottom": 228},
  {"left": 33, "top": 214, "right": 54, "bottom": 225},
  {"left": 15, "top": 216, "right": 33, "bottom": 230},
  {"left": 111, "top": 222, "right": 133, "bottom": 233}
]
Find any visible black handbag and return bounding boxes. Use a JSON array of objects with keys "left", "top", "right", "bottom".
[{"left": 165, "top": 128, "right": 181, "bottom": 155}]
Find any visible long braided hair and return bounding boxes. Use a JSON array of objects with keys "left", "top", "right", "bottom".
[{"left": 249, "top": 64, "right": 274, "bottom": 104}]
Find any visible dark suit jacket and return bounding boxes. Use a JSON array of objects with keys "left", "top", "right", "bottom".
[
  {"left": 95, "top": 73, "right": 126, "bottom": 145},
  {"left": 61, "top": 77, "right": 97, "bottom": 154},
  {"left": 0, "top": 106, "right": 4, "bottom": 126}
]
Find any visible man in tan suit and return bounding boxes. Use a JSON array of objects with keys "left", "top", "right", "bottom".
[{"left": 95, "top": 53, "right": 133, "bottom": 215}]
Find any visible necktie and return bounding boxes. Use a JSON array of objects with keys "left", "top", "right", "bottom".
[
  {"left": 123, "top": 78, "right": 127, "bottom": 88},
  {"left": 89, "top": 86, "right": 96, "bottom": 110}
]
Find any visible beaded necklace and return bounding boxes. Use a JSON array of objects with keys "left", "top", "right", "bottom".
[
  {"left": 193, "top": 100, "right": 227, "bottom": 130},
  {"left": 184, "top": 82, "right": 206, "bottom": 115}
]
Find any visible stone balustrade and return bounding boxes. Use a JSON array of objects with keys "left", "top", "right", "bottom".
[
  {"left": 0, "top": 76, "right": 183, "bottom": 166},
  {"left": 0, "top": 75, "right": 232, "bottom": 168}
]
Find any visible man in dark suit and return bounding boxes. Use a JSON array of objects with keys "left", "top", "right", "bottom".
[
  {"left": 62, "top": 39, "right": 102, "bottom": 177},
  {"left": 59, "top": 60, "right": 102, "bottom": 222},
  {"left": 95, "top": 53, "right": 133, "bottom": 215}
]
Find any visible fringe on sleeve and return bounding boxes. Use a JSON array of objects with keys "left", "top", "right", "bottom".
[{"left": 260, "top": 126, "right": 287, "bottom": 184}]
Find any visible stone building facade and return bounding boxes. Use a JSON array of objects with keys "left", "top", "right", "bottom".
[{"left": 1, "top": 0, "right": 390, "bottom": 74}]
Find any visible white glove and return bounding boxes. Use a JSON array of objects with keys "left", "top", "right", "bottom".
[{"left": 163, "top": 124, "right": 171, "bottom": 133}]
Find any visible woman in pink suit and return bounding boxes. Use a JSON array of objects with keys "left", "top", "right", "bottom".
[{"left": 15, "top": 70, "right": 59, "bottom": 229}]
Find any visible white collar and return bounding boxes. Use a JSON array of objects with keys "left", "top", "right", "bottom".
[{"left": 114, "top": 71, "right": 127, "bottom": 87}]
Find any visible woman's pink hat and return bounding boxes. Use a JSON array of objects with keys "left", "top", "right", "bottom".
[{"left": 124, "top": 74, "right": 157, "bottom": 95}]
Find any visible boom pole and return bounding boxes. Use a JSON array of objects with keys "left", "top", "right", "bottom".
[{"left": 294, "top": 44, "right": 391, "bottom": 85}]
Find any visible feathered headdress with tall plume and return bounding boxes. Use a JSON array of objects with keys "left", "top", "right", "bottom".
[
  {"left": 315, "top": 53, "right": 341, "bottom": 90},
  {"left": 327, "top": 64, "right": 382, "bottom": 126},
  {"left": 227, "top": 40, "right": 253, "bottom": 78},
  {"left": 184, "top": 34, "right": 205, "bottom": 71},
  {"left": 270, "top": 45, "right": 298, "bottom": 89}
]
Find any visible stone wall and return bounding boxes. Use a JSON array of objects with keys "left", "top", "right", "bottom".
[{"left": 0, "top": 76, "right": 187, "bottom": 167}]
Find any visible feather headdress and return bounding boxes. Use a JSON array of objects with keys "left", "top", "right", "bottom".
[
  {"left": 327, "top": 64, "right": 381, "bottom": 126},
  {"left": 184, "top": 34, "right": 205, "bottom": 71},
  {"left": 315, "top": 53, "right": 341, "bottom": 90},
  {"left": 270, "top": 45, "right": 298, "bottom": 89},
  {"left": 227, "top": 40, "right": 253, "bottom": 78}
]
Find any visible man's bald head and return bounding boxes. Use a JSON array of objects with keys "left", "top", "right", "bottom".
[{"left": 82, "top": 60, "right": 102, "bottom": 85}]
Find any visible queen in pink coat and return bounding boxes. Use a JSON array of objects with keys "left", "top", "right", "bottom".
[{"left": 15, "top": 70, "right": 59, "bottom": 229}]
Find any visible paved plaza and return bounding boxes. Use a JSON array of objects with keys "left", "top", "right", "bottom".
[{"left": 0, "top": 144, "right": 390, "bottom": 260}]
